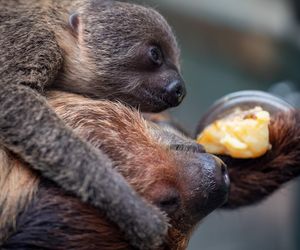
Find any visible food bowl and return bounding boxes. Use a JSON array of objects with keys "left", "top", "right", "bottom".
[{"left": 196, "top": 90, "right": 294, "bottom": 137}]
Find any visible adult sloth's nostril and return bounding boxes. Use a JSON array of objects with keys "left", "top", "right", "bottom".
[
  {"left": 157, "top": 194, "right": 180, "bottom": 214},
  {"left": 170, "top": 143, "right": 206, "bottom": 153}
]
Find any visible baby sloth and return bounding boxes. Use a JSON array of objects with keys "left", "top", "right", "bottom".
[
  {"left": 0, "top": 0, "right": 185, "bottom": 248},
  {"left": 0, "top": 92, "right": 228, "bottom": 250}
]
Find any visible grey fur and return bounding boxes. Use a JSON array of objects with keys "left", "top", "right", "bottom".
[{"left": 0, "top": 0, "right": 184, "bottom": 248}]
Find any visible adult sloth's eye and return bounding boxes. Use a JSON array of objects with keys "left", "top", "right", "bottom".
[
  {"left": 170, "top": 143, "right": 206, "bottom": 154},
  {"left": 149, "top": 46, "right": 163, "bottom": 66},
  {"left": 158, "top": 193, "right": 180, "bottom": 214}
]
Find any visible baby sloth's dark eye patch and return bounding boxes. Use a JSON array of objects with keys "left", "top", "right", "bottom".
[{"left": 148, "top": 46, "right": 163, "bottom": 66}]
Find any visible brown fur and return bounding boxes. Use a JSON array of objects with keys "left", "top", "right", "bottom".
[
  {"left": 0, "top": 150, "right": 39, "bottom": 243},
  {"left": 0, "top": 1, "right": 186, "bottom": 247},
  {"left": 1, "top": 92, "right": 227, "bottom": 250},
  {"left": 6, "top": 92, "right": 300, "bottom": 249},
  {"left": 47, "top": 92, "right": 180, "bottom": 197}
]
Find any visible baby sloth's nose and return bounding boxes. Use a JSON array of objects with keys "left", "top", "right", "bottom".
[{"left": 165, "top": 78, "right": 186, "bottom": 107}]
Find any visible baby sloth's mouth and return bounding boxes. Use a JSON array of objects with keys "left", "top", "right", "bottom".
[
  {"left": 139, "top": 83, "right": 186, "bottom": 113},
  {"left": 133, "top": 74, "right": 186, "bottom": 112}
]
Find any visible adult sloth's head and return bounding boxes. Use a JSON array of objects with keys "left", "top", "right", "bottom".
[{"left": 1, "top": 91, "right": 229, "bottom": 250}]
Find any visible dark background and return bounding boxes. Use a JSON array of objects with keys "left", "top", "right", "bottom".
[{"left": 132, "top": 0, "right": 300, "bottom": 249}]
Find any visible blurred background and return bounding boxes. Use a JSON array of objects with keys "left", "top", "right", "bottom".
[{"left": 131, "top": 0, "right": 300, "bottom": 249}]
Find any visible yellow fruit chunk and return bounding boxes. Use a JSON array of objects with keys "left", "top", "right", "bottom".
[{"left": 197, "top": 107, "right": 271, "bottom": 158}]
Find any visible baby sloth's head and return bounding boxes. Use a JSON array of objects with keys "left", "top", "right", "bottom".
[{"left": 62, "top": 0, "right": 186, "bottom": 112}]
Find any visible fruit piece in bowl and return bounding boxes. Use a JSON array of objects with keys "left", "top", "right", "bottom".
[{"left": 197, "top": 106, "right": 271, "bottom": 158}]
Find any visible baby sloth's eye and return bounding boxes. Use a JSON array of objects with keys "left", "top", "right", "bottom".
[{"left": 148, "top": 46, "right": 163, "bottom": 66}]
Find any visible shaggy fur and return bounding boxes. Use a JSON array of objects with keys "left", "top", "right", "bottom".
[
  {"left": 0, "top": 0, "right": 184, "bottom": 248},
  {"left": 2, "top": 93, "right": 300, "bottom": 249},
  {"left": 0, "top": 92, "right": 227, "bottom": 250},
  {"left": 0, "top": 149, "right": 39, "bottom": 243}
]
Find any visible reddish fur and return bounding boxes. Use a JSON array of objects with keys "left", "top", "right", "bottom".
[
  {"left": 48, "top": 92, "right": 191, "bottom": 249},
  {"left": 4, "top": 93, "right": 298, "bottom": 249},
  {"left": 1, "top": 92, "right": 192, "bottom": 250},
  {"left": 48, "top": 92, "right": 181, "bottom": 197},
  {"left": 0, "top": 149, "right": 39, "bottom": 243}
]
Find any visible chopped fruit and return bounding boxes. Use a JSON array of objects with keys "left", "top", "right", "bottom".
[{"left": 197, "top": 107, "right": 271, "bottom": 158}]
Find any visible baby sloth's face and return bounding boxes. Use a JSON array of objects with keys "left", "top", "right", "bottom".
[{"left": 81, "top": 1, "right": 186, "bottom": 112}]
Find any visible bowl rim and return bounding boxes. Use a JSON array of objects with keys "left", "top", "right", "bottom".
[{"left": 195, "top": 90, "right": 294, "bottom": 137}]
